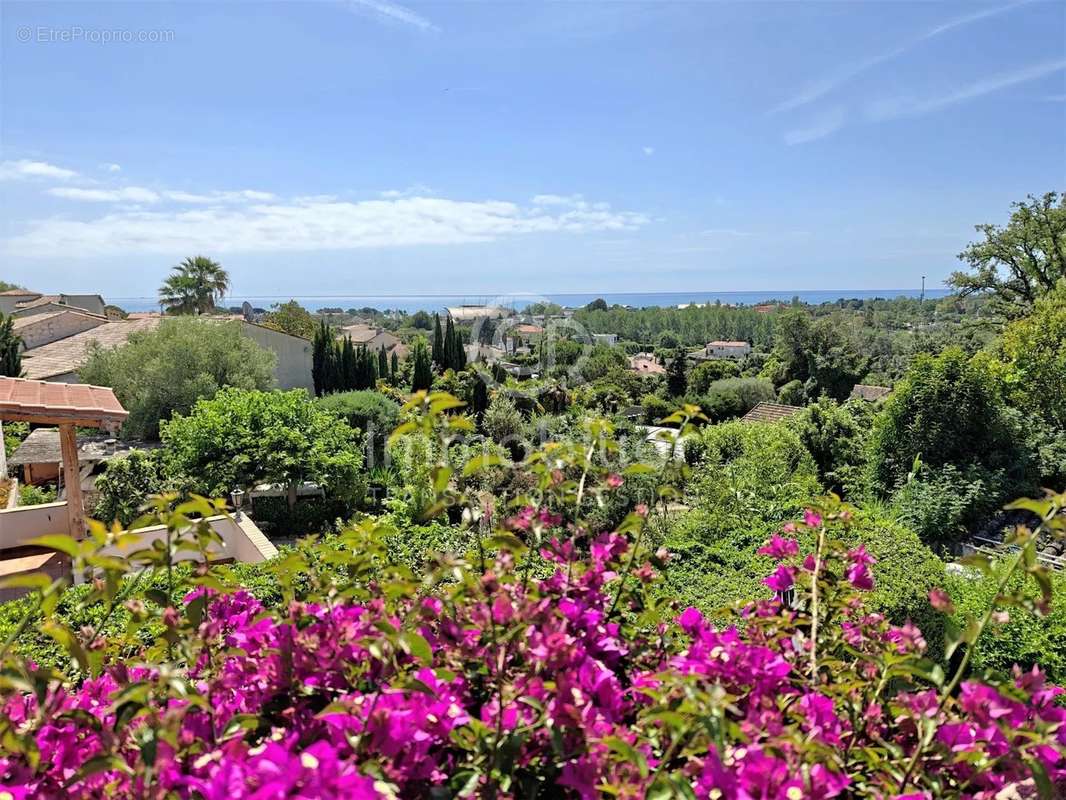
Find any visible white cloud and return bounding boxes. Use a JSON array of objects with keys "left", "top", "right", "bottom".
[
  {"left": 48, "top": 186, "right": 161, "bottom": 203},
  {"left": 867, "top": 58, "right": 1066, "bottom": 120},
  {"left": 5, "top": 194, "right": 650, "bottom": 257},
  {"left": 0, "top": 159, "right": 78, "bottom": 181},
  {"left": 643, "top": 146, "right": 655, "bottom": 156},
  {"left": 344, "top": 0, "right": 439, "bottom": 32},
  {"left": 769, "top": 1, "right": 1030, "bottom": 114},
  {"left": 784, "top": 107, "right": 846, "bottom": 145},
  {"left": 379, "top": 183, "right": 434, "bottom": 199},
  {"left": 103, "top": 163, "right": 122, "bottom": 173},
  {"left": 698, "top": 228, "right": 751, "bottom": 238}
]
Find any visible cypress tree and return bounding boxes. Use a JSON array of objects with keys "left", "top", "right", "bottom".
[
  {"left": 311, "top": 321, "right": 331, "bottom": 396},
  {"left": 411, "top": 338, "right": 433, "bottom": 392},
  {"left": 442, "top": 315, "right": 456, "bottom": 371},
  {"left": 341, "top": 337, "right": 356, "bottom": 390},
  {"left": 390, "top": 350, "right": 399, "bottom": 381},
  {"left": 432, "top": 313, "right": 444, "bottom": 368},
  {"left": 667, "top": 348, "right": 688, "bottom": 397},
  {"left": 471, "top": 373, "right": 489, "bottom": 419},
  {"left": 378, "top": 345, "right": 389, "bottom": 382},
  {"left": 0, "top": 313, "right": 21, "bottom": 378}
]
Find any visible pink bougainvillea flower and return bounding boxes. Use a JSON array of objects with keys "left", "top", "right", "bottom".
[
  {"left": 758, "top": 534, "right": 799, "bottom": 560},
  {"left": 928, "top": 588, "right": 955, "bottom": 614},
  {"left": 763, "top": 565, "right": 796, "bottom": 593},
  {"left": 803, "top": 509, "right": 822, "bottom": 528},
  {"left": 846, "top": 562, "right": 875, "bottom": 591}
]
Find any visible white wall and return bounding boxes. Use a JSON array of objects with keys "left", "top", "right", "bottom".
[{"left": 240, "top": 322, "right": 314, "bottom": 392}]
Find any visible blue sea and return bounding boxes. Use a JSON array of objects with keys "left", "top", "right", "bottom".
[{"left": 108, "top": 289, "right": 951, "bottom": 315}]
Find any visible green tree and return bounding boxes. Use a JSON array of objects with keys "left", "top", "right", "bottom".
[
  {"left": 700, "top": 377, "right": 776, "bottom": 421},
  {"left": 410, "top": 337, "right": 432, "bottom": 392},
  {"left": 0, "top": 312, "right": 22, "bottom": 377},
  {"left": 979, "top": 281, "right": 1066, "bottom": 430},
  {"left": 162, "top": 387, "right": 365, "bottom": 508},
  {"left": 390, "top": 350, "right": 399, "bottom": 381},
  {"left": 93, "top": 449, "right": 172, "bottom": 527},
  {"left": 432, "top": 313, "right": 444, "bottom": 367},
  {"left": 261, "top": 300, "right": 315, "bottom": 338},
  {"left": 866, "top": 348, "right": 1029, "bottom": 497},
  {"left": 666, "top": 349, "right": 687, "bottom": 397},
  {"left": 949, "top": 192, "right": 1066, "bottom": 316},
  {"left": 159, "top": 256, "right": 230, "bottom": 315},
  {"left": 78, "top": 318, "right": 276, "bottom": 439},
  {"left": 689, "top": 359, "right": 740, "bottom": 395},
  {"left": 316, "top": 389, "right": 401, "bottom": 464},
  {"left": 377, "top": 345, "right": 389, "bottom": 382},
  {"left": 787, "top": 397, "right": 873, "bottom": 496},
  {"left": 585, "top": 297, "right": 609, "bottom": 312},
  {"left": 312, "top": 321, "right": 334, "bottom": 396},
  {"left": 482, "top": 393, "right": 524, "bottom": 445},
  {"left": 772, "top": 310, "right": 865, "bottom": 400}
]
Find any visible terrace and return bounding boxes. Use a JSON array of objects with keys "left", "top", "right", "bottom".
[{"left": 0, "top": 376, "right": 276, "bottom": 600}]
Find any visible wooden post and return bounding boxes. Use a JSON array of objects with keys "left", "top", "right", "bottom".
[{"left": 59, "top": 423, "right": 85, "bottom": 539}]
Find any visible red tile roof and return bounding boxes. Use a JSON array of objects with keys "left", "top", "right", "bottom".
[
  {"left": 0, "top": 376, "right": 128, "bottom": 431},
  {"left": 741, "top": 402, "right": 803, "bottom": 424}
]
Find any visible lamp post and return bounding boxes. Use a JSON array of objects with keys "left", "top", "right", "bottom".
[{"left": 230, "top": 488, "right": 246, "bottom": 521}]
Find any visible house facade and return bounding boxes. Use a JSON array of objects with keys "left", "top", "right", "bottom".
[{"left": 705, "top": 340, "right": 752, "bottom": 360}]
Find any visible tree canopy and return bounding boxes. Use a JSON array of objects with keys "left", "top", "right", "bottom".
[
  {"left": 159, "top": 256, "right": 230, "bottom": 315},
  {"left": 0, "top": 313, "right": 22, "bottom": 377},
  {"left": 161, "top": 387, "right": 365, "bottom": 503},
  {"left": 79, "top": 318, "right": 276, "bottom": 439},
  {"left": 949, "top": 191, "right": 1066, "bottom": 316},
  {"left": 261, "top": 300, "right": 315, "bottom": 338}
]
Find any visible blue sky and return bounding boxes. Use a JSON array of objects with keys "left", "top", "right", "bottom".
[{"left": 1, "top": 0, "right": 1064, "bottom": 300}]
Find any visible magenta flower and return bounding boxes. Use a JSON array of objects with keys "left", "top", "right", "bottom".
[
  {"left": 758, "top": 534, "right": 799, "bottom": 560},
  {"left": 763, "top": 565, "right": 796, "bottom": 593},
  {"left": 803, "top": 509, "right": 822, "bottom": 528}
]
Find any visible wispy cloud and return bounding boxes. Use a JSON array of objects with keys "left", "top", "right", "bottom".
[
  {"left": 698, "top": 228, "right": 751, "bottom": 238},
  {"left": 49, "top": 186, "right": 160, "bottom": 203},
  {"left": 866, "top": 58, "right": 1066, "bottom": 120},
  {"left": 6, "top": 191, "right": 648, "bottom": 257},
  {"left": 102, "top": 163, "right": 122, "bottom": 173},
  {"left": 344, "top": 0, "right": 439, "bottom": 33},
  {"left": 784, "top": 107, "right": 846, "bottom": 145},
  {"left": 642, "top": 146, "right": 655, "bottom": 156},
  {"left": 770, "top": 1, "right": 1030, "bottom": 114},
  {"left": 0, "top": 159, "right": 78, "bottom": 181}
]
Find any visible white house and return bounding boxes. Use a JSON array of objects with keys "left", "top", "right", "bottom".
[{"left": 705, "top": 340, "right": 752, "bottom": 360}]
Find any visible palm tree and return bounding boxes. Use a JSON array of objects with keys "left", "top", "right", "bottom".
[{"left": 159, "top": 256, "right": 230, "bottom": 315}]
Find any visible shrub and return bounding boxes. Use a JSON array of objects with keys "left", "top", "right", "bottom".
[
  {"left": 948, "top": 562, "right": 1066, "bottom": 685},
  {"left": 640, "top": 392, "right": 673, "bottom": 424},
  {"left": 315, "top": 390, "right": 401, "bottom": 464},
  {"left": 890, "top": 464, "right": 997, "bottom": 551},
  {"left": 92, "top": 449, "right": 171, "bottom": 527},
  {"left": 17, "top": 483, "right": 56, "bottom": 506},
  {"left": 79, "top": 318, "right": 276, "bottom": 440},
  {"left": 684, "top": 419, "right": 821, "bottom": 518},
  {"left": 699, "top": 376, "right": 776, "bottom": 421},
  {"left": 776, "top": 378, "right": 807, "bottom": 406},
  {"left": 787, "top": 397, "right": 873, "bottom": 497},
  {"left": 688, "top": 359, "right": 740, "bottom": 395},
  {"left": 482, "top": 393, "right": 525, "bottom": 447}
]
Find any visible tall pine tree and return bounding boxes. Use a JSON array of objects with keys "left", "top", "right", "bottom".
[
  {"left": 311, "top": 321, "right": 332, "bottom": 396},
  {"left": 390, "top": 351, "right": 399, "bottom": 382},
  {"left": 666, "top": 348, "right": 688, "bottom": 397}
]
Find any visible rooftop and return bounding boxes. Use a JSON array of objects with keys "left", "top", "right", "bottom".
[
  {"left": 707, "top": 340, "right": 750, "bottom": 348},
  {"left": 851, "top": 384, "right": 892, "bottom": 402},
  {"left": 8, "top": 428, "right": 153, "bottom": 467},
  {"left": 0, "top": 376, "right": 128, "bottom": 431},
  {"left": 741, "top": 402, "right": 803, "bottom": 424},
  {"left": 20, "top": 317, "right": 161, "bottom": 379}
]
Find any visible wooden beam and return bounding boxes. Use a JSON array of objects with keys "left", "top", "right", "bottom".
[{"left": 58, "top": 423, "right": 85, "bottom": 540}]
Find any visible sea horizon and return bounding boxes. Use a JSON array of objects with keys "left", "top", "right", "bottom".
[{"left": 109, "top": 288, "right": 953, "bottom": 315}]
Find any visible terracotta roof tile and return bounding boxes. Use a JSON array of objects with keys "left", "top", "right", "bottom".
[
  {"left": 21, "top": 317, "right": 161, "bottom": 379},
  {"left": 0, "top": 376, "right": 127, "bottom": 429},
  {"left": 741, "top": 402, "right": 803, "bottom": 424}
]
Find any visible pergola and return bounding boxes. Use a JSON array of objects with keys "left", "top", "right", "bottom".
[{"left": 0, "top": 377, "right": 128, "bottom": 539}]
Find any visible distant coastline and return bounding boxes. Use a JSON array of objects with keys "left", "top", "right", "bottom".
[{"left": 107, "top": 288, "right": 953, "bottom": 315}]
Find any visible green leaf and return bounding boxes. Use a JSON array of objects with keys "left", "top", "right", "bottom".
[
  {"left": 25, "top": 534, "right": 81, "bottom": 558},
  {"left": 602, "top": 736, "right": 648, "bottom": 778},
  {"left": 398, "top": 630, "right": 433, "bottom": 664}
]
